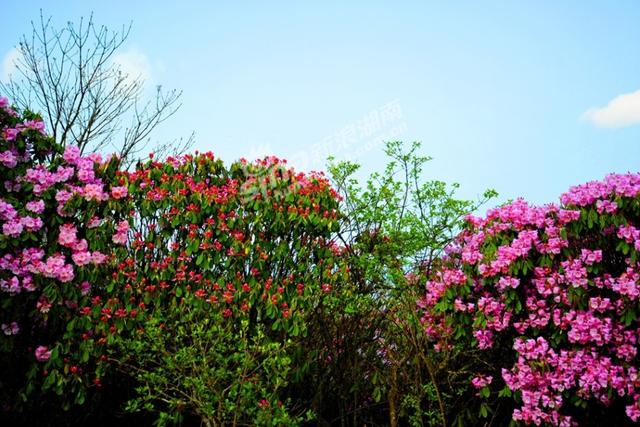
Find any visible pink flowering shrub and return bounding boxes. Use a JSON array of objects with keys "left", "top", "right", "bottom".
[
  {"left": 420, "top": 173, "right": 640, "bottom": 425},
  {"left": 0, "top": 97, "right": 131, "bottom": 409}
]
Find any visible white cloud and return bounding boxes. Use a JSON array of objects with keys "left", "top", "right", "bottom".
[
  {"left": 1, "top": 47, "right": 21, "bottom": 82},
  {"left": 112, "top": 47, "right": 152, "bottom": 83},
  {"left": 582, "top": 89, "right": 640, "bottom": 128}
]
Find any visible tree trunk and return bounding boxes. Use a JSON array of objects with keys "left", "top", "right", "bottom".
[{"left": 389, "top": 365, "right": 398, "bottom": 427}]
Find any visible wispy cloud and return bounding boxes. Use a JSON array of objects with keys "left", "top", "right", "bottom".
[
  {"left": 1, "top": 47, "right": 21, "bottom": 82},
  {"left": 582, "top": 90, "right": 640, "bottom": 128},
  {"left": 112, "top": 47, "right": 152, "bottom": 83}
]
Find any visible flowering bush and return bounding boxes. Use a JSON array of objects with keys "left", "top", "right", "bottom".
[
  {"left": 420, "top": 173, "right": 640, "bottom": 425},
  {"left": 0, "top": 97, "right": 131, "bottom": 414},
  {"left": 103, "top": 152, "right": 342, "bottom": 425}
]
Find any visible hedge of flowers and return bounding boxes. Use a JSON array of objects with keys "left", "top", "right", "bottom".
[
  {"left": 4, "top": 92, "right": 640, "bottom": 426},
  {"left": 420, "top": 173, "right": 640, "bottom": 425}
]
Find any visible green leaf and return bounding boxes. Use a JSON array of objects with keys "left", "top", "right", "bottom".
[
  {"left": 75, "top": 392, "right": 86, "bottom": 405},
  {"left": 373, "top": 387, "right": 382, "bottom": 402},
  {"left": 480, "top": 386, "right": 490, "bottom": 398},
  {"left": 498, "top": 386, "right": 512, "bottom": 398},
  {"left": 479, "top": 403, "right": 488, "bottom": 418}
]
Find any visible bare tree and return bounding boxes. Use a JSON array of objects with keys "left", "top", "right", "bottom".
[{"left": 0, "top": 11, "right": 190, "bottom": 164}]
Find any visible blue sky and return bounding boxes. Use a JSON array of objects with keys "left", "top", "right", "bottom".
[{"left": 1, "top": 1, "right": 639, "bottom": 206}]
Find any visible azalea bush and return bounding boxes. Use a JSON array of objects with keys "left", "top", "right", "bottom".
[
  {"left": 0, "top": 96, "right": 132, "bottom": 421},
  {"left": 420, "top": 173, "right": 640, "bottom": 426},
  {"left": 104, "top": 152, "right": 341, "bottom": 425}
]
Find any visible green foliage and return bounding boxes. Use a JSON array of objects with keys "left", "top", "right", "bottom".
[
  {"left": 116, "top": 296, "right": 303, "bottom": 427},
  {"left": 298, "top": 141, "right": 497, "bottom": 426}
]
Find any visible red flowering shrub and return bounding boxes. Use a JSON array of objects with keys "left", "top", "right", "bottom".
[
  {"left": 102, "top": 152, "right": 342, "bottom": 424},
  {"left": 420, "top": 173, "right": 640, "bottom": 425}
]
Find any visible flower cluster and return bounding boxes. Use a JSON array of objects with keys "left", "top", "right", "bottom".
[
  {"left": 420, "top": 172, "right": 640, "bottom": 425},
  {"left": 0, "top": 96, "right": 131, "bottom": 405}
]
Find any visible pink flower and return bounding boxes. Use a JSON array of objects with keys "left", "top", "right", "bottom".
[
  {"left": 79, "top": 281, "right": 91, "bottom": 296},
  {"left": 596, "top": 199, "right": 618, "bottom": 214},
  {"left": 55, "top": 190, "right": 73, "bottom": 211},
  {"left": 35, "top": 346, "right": 51, "bottom": 362},
  {"left": 71, "top": 251, "right": 92, "bottom": 266},
  {"left": 471, "top": 375, "right": 493, "bottom": 389},
  {"left": 1, "top": 322, "right": 19, "bottom": 335},
  {"left": 3, "top": 128, "right": 19, "bottom": 141},
  {"left": 618, "top": 225, "right": 640, "bottom": 243},
  {"left": 87, "top": 216, "right": 102, "bottom": 228},
  {"left": 22, "top": 275, "right": 36, "bottom": 291},
  {"left": 53, "top": 166, "right": 74, "bottom": 183},
  {"left": 4, "top": 180, "right": 20, "bottom": 192},
  {"left": 1, "top": 277, "right": 21, "bottom": 294},
  {"left": 82, "top": 183, "right": 107, "bottom": 201},
  {"left": 37, "top": 297, "right": 52, "bottom": 313},
  {"left": 76, "top": 161, "right": 95, "bottom": 182},
  {"left": 57, "top": 264, "right": 75, "bottom": 282},
  {"left": 473, "top": 329, "right": 494, "bottom": 349},
  {"left": 112, "top": 220, "right": 129, "bottom": 245},
  {"left": 72, "top": 239, "right": 88, "bottom": 252},
  {"left": 2, "top": 220, "right": 23, "bottom": 237},
  {"left": 26, "top": 199, "right": 45, "bottom": 214},
  {"left": 0, "top": 150, "right": 17, "bottom": 168},
  {"left": 40, "top": 254, "right": 65, "bottom": 278},
  {"left": 627, "top": 402, "right": 640, "bottom": 422},
  {"left": 110, "top": 185, "right": 128, "bottom": 199},
  {"left": 580, "top": 249, "right": 602, "bottom": 265},
  {"left": 86, "top": 152, "right": 102, "bottom": 163},
  {"left": 20, "top": 216, "right": 43, "bottom": 232},
  {"left": 0, "top": 199, "right": 17, "bottom": 220},
  {"left": 18, "top": 119, "right": 46, "bottom": 134},
  {"left": 91, "top": 251, "right": 107, "bottom": 264},
  {"left": 112, "top": 232, "right": 127, "bottom": 245},
  {"left": 497, "top": 276, "right": 520, "bottom": 291},
  {"left": 58, "top": 224, "right": 78, "bottom": 247},
  {"left": 63, "top": 145, "right": 81, "bottom": 165}
]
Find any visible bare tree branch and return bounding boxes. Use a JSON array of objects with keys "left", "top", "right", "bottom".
[{"left": 0, "top": 10, "right": 184, "bottom": 163}]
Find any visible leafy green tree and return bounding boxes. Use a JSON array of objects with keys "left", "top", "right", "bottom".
[{"left": 299, "top": 141, "right": 497, "bottom": 426}]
